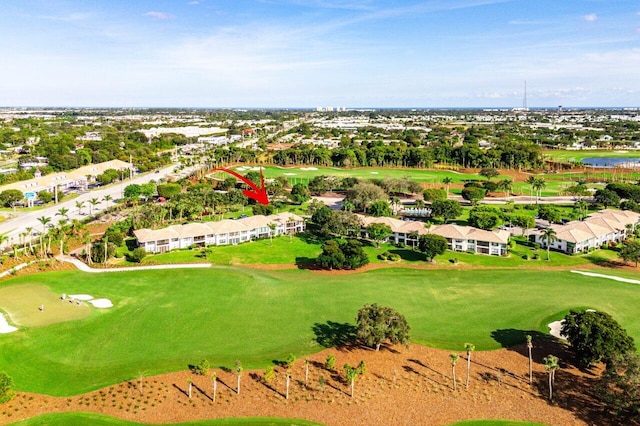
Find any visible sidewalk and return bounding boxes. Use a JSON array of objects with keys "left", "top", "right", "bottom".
[{"left": 56, "top": 255, "right": 212, "bottom": 273}]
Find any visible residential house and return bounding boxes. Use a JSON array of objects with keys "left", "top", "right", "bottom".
[
  {"left": 358, "top": 215, "right": 510, "bottom": 256},
  {"left": 134, "top": 212, "right": 305, "bottom": 254},
  {"left": 531, "top": 209, "right": 640, "bottom": 254}
]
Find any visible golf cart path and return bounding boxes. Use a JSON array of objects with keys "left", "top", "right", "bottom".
[
  {"left": 570, "top": 269, "right": 640, "bottom": 285},
  {"left": 57, "top": 255, "right": 211, "bottom": 273}
]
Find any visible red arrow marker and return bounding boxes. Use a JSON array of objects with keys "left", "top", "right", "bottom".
[{"left": 213, "top": 167, "right": 270, "bottom": 205}]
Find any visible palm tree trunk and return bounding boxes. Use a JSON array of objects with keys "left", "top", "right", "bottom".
[
  {"left": 452, "top": 366, "right": 457, "bottom": 391},
  {"left": 528, "top": 347, "right": 533, "bottom": 384}
]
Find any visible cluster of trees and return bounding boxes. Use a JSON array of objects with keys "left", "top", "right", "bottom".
[
  {"left": 560, "top": 310, "right": 640, "bottom": 416},
  {"left": 316, "top": 239, "right": 369, "bottom": 270},
  {"left": 271, "top": 135, "right": 544, "bottom": 170}
]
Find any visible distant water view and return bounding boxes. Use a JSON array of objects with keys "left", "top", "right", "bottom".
[{"left": 581, "top": 157, "right": 640, "bottom": 168}]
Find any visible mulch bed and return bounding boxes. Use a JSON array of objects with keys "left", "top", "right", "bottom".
[{"left": 3, "top": 342, "right": 628, "bottom": 426}]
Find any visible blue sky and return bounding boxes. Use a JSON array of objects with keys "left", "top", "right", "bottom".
[{"left": 0, "top": 0, "right": 639, "bottom": 108}]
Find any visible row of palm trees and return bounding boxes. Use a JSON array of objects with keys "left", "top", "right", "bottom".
[
  {"left": 4, "top": 194, "right": 117, "bottom": 261},
  {"left": 447, "top": 337, "right": 559, "bottom": 400}
]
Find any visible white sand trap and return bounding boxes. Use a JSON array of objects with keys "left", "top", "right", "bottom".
[
  {"left": 570, "top": 270, "right": 640, "bottom": 285},
  {"left": 89, "top": 298, "right": 113, "bottom": 308},
  {"left": 283, "top": 173, "right": 296, "bottom": 176},
  {"left": 548, "top": 320, "right": 566, "bottom": 340},
  {"left": 69, "top": 294, "right": 94, "bottom": 301},
  {"left": 370, "top": 171, "right": 379, "bottom": 174},
  {"left": 0, "top": 313, "right": 17, "bottom": 334},
  {"left": 250, "top": 167, "right": 261, "bottom": 171},
  {"left": 300, "top": 167, "right": 318, "bottom": 171}
]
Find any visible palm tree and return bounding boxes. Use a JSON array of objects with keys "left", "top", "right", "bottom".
[
  {"left": 235, "top": 360, "right": 243, "bottom": 395},
  {"left": 37, "top": 216, "right": 51, "bottom": 257},
  {"left": 532, "top": 178, "right": 546, "bottom": 204},
  {"left": 542, "top": 227, "right": 557, "bottom": 261},
  {"left": 450, "top": 354, "right": 459, "bottom": 391},
  {"left": 464, "top": 343, "right": 475, "bottom": 388},
  {"left": 526, "top": 335, "right": 533, "bottom": 385},
  {"left": 75, "top": 200, "right": 85, "bottom": 216},
  {"left": 498, "top": 179, "right": 513, "bottom": 200},
  {"left": 575, "top": 199, "right": 588, "bottom": 221},
  {"left": 211, "top": 373, "right": 217, "bottom": 402},
  {"left": 103, "top": 194, "right": 113, "bottom": 210},
  {"left": 83, "top": 230, "right": 93, "bottom": 265},
  {"left": 543, "top": 354, "right": 559, "bottom": 401},
  {"left": 390, "top": 196, "right": 401, "bottom": 215},
  {"left": 55, "top": 221, "right": 70, "bottom": 256},
  {"left": 56, "top": 207, "right": 69, "bottom": 220},
  {"left": 25, "top": 226, "right": 33, "bottom": 253},
  {"left": 0, "top": 234, "right": 8, "bottom": 252},
  {"left": 408, "top": 231, "right": 419, "bottom": 251},
  {"left": 526, "top": 176, "right": 537, "bottom": 202},
  {"left": 442, "top": 177, "right": 453, "bottom": 195},
  {"left": 88, "top": 198, "right": 100, "bottom": 216}
]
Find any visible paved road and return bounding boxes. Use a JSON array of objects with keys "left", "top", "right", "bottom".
[{"left": 0, "top": 163, "right": 184, "bottom": 249}]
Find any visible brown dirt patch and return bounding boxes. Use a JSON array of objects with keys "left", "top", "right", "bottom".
[{"left": 3, "top": 343, "right": 627, "bottom": 426}]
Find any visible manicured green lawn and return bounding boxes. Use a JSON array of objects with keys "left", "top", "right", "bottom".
[
  {"left": 543, "top": 149, "right": 640, "bottom": 163},
  {"left": 7, "top": 412, "right": 322, "bottom": 426},
  {"left": 1, "top": 266, "right": 640, "bottom": 396},
  {"left": 140, "top": 235, "right": 323, "bottom": 266},
  {"left": 134, "top": 232, "right": 616, "bottom": 269}
]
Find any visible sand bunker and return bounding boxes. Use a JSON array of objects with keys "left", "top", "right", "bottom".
[
  {"left": 300, "top": 167, "right": 318, "bottom": 171},
  {"left": 69, "top": 294, "right": 94, "bottom": 301},
  {"left": 0, "top": 312, "right": 17, "bottom": 334},
  {"left": 89, "top": 299, "right": 113, "bottom": 309},
  {"left": 283, "top": 172, "right": 296, "bottom": 176},
  {"left": 548, "top": 320, "right": 566, "bottom": 340},
  {"left": 67, "top": 294, "right": 114, "bottom": 309}
]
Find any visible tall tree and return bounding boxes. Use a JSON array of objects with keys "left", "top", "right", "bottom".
[
  {"left": 235, "top": 360, "right": 243, "bottom": 395},
  {"left": 526, "top": 335, "right": 533, "bottom": 385},
  {"left": 88, "top": 197, "right": 100, "bottom": 215},
  {"left": 356, "top": 303, "right": 410, "bottom": 351},
  {"left": 442, "top": 177, "right": 453, "bottom": 195},
  {"left": 599, "top": 351, "right": 640, "bottom": 417},
  {"left": 619, "top": 239, "right": 640, "bottom": 267},
  {"left": 418, "top": 234, "right": 448, "bottom": 262},
  {"left": 75, "top": 200, "right": 85, "bottom": 216},
  {"left": 450, "top": 354, "right": 459, "bottom": 391},
  {"left": 430, "top": 199, "right": 462, "bottom": 223},
  {"left": 366, "top": 223, "right": 392, "bottom": 248},
  {"left": 465, "top": 343, "right": 475, "bottom": 388},
  {"left": 542, "top": 227, "right": 557, "bottom": 261},
  {"left": 532, "top": 178, "right": 546, "bottom": 204},
  {"left": 543, "top": 355, "right": 559, "bottom": 401},
  {"left": 37, "top": 216, "right": 51, "bottom": 257},
  {"left": 560, "top": 310, "right": 635, "bottom": 368}
]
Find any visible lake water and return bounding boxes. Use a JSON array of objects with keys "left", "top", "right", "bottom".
[{"left": 581, "top": 157, "right": 640, "bottom": 168}]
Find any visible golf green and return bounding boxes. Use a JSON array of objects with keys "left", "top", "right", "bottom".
[{"left": 0, "top": 266, "right": 639, "bottom": 396}]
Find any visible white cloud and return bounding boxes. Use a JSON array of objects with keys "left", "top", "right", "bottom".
[
  {"left": 144, "top": 11, "right": 172, "bottom": 20},
  {"left": 39, "top": 12, "right": 93, "bottom": 22},
  {"left": 583, "top": 13, "right": 597, "bottom": 22}
]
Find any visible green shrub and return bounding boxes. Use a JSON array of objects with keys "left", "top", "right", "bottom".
[
  {"left": 388, "top": 253, "right": 401, "bottom": 262},
  {"left": 326, "top": 354, "right": 336, "bottom": 370},
  {"left": 191, "top": 359, "right": 211, "bottom": 376},
  {"left": 127, "top": 248, "right": 147, "bottom": 263},
  {"left": 0, "top": 372, "right": 14, "bottom": 404}
]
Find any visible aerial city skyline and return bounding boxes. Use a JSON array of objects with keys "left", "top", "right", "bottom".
[{"left": 1, "top": 0, "right": 639, "bottom": 108}]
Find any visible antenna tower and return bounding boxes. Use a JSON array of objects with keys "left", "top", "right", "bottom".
[{"left": 523, "top": 80, "right": 528, "bottom": 111}]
